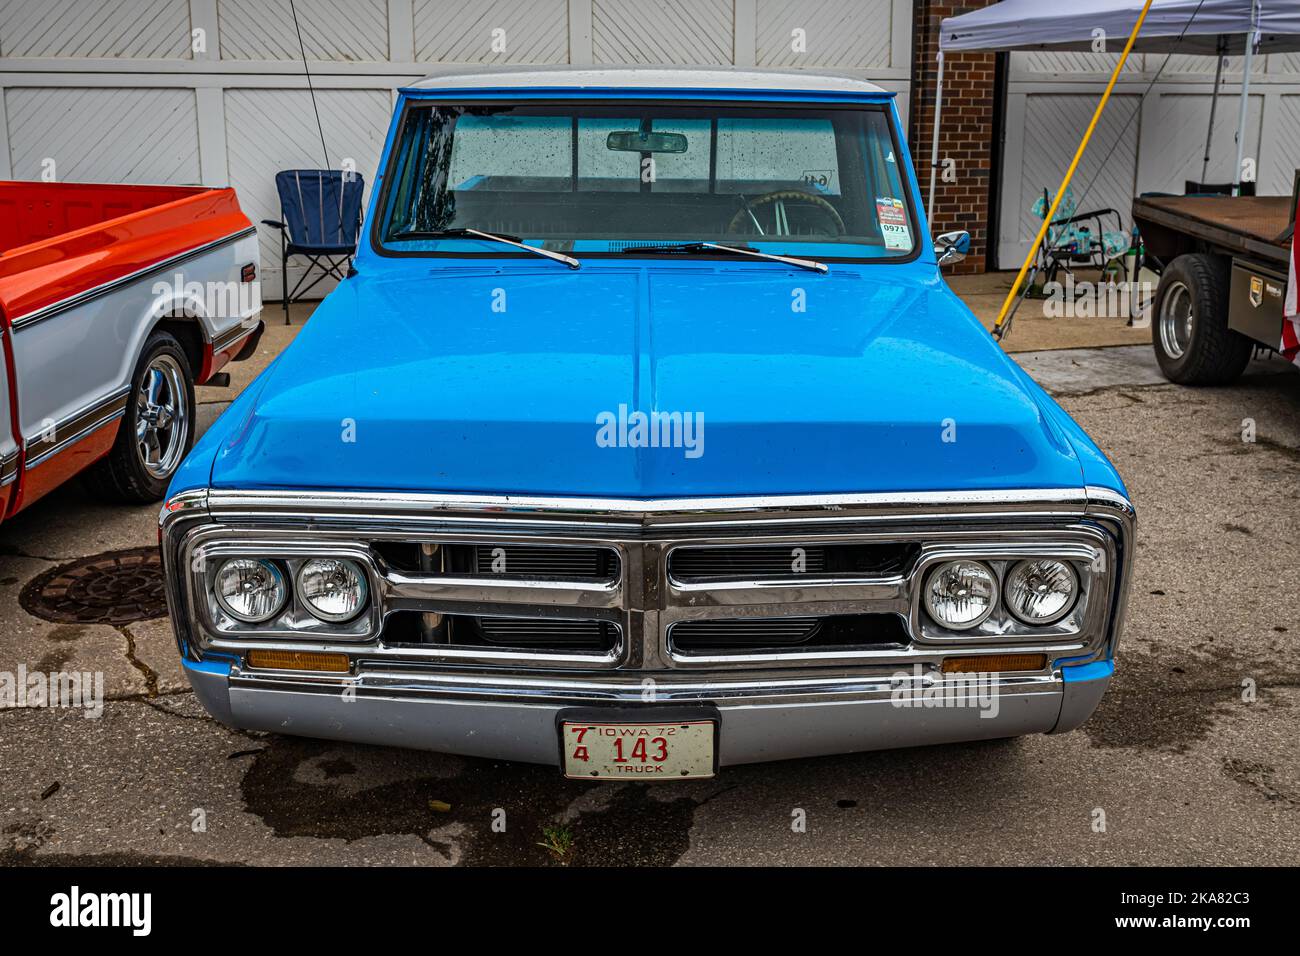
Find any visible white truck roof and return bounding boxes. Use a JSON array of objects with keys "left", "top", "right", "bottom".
[{"left": 403, "top": 65, "right": 889, "bottom": 96}]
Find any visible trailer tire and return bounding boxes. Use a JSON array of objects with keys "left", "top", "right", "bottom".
[
  {"left": 84, "top": 331, "right": 196, "bottom": 503},
  {"left": 1152, "top": 254, "right": 1252, "bottom": 385}
]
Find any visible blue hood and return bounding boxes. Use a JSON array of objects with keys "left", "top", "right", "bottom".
[{"left": 205, "top": 263, "right": 1091, "bottom": 498}]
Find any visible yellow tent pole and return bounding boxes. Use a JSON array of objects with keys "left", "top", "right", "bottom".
[{"left": 992, "top": 0, "right": 1155, "bottom": 339}]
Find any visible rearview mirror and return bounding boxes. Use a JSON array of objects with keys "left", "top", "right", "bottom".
[
  {"left": 606, "top": 130, "right": 688, "bottom": 153},
  {"left": 934, "top": 230, "right": 970, "bottom": 266}
]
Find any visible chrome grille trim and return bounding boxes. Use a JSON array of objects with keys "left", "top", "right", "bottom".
[
  {"left": 163, "top": 486, "right": 1134, "bottom": 677},
  {"left": 198, "top": 487, "right": 1098, "bottom": 531},
  {"left": 384, "top": 571, "right": 621, "bottom": 612},
  {"left": 669, "top": 617, "right": 823, "bottom": 647}
]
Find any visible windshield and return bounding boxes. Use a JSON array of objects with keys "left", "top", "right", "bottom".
[{"left": 376, "top": 102, "right": 917, "bottom": 261}]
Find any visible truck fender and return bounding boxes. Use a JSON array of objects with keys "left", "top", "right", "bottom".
[{"left": 143, "top": 280, "right": 212, "bottom": 384}]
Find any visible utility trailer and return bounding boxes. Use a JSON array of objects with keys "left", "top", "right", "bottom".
[{"left": 1133, "top": 183, "right": 1296, "bottom": 385}]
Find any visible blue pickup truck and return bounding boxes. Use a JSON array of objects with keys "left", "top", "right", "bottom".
[{"left": 161, "top": 67, "right": 1134, "bottom": 780}]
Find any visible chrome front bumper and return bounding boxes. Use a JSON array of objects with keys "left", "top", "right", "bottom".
[
  {"left": 165, "top": 486, "right": 1132, "bottom": 767},
  {"left": 184, "top": 656, "right": 1112, "bottom": 765}
]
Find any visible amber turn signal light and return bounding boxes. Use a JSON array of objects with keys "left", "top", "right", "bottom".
[
  {"left": 941, "top": 653, "right": 1047, "bottom": 674},
  {"left": 245, "top": 649, "right": 350, "bottom": 672}
]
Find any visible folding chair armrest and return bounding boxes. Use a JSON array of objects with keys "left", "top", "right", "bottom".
[
  {"left": 1049, "top": 211, "right": 1096, "bottom": 227},
  {"left": 261, "top": 219, "right": 287, "bottom": 229},
  {"left": 1075, "top": 207, "right": 1124, "bottom": 231}
]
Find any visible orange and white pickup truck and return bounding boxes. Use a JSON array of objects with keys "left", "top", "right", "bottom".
[{"left": 0, "top": 181, "right": 262, "bottom": 519}]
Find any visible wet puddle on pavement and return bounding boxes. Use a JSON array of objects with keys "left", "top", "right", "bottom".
[{"left": 240, "top": 736, "right": 708, "bottom": 866}]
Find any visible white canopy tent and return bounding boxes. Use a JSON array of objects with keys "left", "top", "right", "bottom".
[{"left": 928, "top": 0, "right": 1300, "bottom": 222}]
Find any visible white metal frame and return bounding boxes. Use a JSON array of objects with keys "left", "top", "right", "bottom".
[
  {"left": 927, "top": 49, "right": 943, "bottom": 225},
  {"left": 1232, "top": 0, "right": 1262, "bottom": 192}
]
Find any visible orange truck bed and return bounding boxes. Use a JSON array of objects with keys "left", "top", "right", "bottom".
[{"left": 0, "top": 181, "right": 258, "bottom": 520}]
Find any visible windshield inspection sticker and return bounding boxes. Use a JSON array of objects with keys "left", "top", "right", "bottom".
[{"left": 875, "top": 197, "right": 911, "bottom": 250}]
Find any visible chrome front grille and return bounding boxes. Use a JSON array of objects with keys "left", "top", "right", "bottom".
[
  {"left": 376, "top": 538, "right": 922, "bottom": 663},
  {"left": 171, "top": 488, "right": 1129, "bottom": 676}
]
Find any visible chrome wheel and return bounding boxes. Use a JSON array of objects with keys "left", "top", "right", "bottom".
[
  {"left": 1158, "top": 280, "right": 1194, "bottom": 359},
  {"left": 135, "top": 353, "right": 188, "bottom": 479}
]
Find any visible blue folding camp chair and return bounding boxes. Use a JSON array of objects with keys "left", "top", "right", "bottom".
[
  {"left": 261, "top": 169, "right": 365, "bottom": 323},
  {"left": 1031, "top": 186, "right": 1130, "bottom": 290}
]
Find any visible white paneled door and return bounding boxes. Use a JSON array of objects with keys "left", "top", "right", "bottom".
[
  {"left": 7, "top": 86, "right": 201, "bottom": 183},
  {"left": 999, "top": 52, "right": 1300, "bottom": 268},
  {"left": 0, "top": 0, "right": 914, "bottom": 299}
]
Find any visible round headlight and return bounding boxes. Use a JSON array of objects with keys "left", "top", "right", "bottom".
[
  {"left": 1004, "top": 559, "right": 1078, "bottom": 625},
  {"left": 214, "top": 558, "right": 288, "bottom": 623},
  {"left": 924, "top": 560, "right": 997, "bottom": 630},
  {"left": 296, "top": 558, "right": 368, "bottom": 622}
]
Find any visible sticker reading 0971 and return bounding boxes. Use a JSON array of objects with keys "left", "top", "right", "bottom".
[
  {"left": 561, "top": 720, "right": 716, "bottom": 780},
  {"left": 875, "top": 196, "right": 912, "bottom": 251}
]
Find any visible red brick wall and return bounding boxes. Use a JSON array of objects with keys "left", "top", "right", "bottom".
[{"left": 908, "top": 1, "right": 1000, "bottom": 274}]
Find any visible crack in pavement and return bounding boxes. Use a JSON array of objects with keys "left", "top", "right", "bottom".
[
  {"left": 1245, "top": 434, "right": 1300, "bottom": 464},
  {"left": 108, "top": 688, "right": 191, "bottom": 703},
  {"left": 0, "top": 545, "right": 61, "bottom": 563},
  {"left": 1207, "top": 434, "right": 1300, "bottom": 465},
  {"left": 114, "top": 624, "right": 159, "bottom": 698},
  {"left": 138, "top": 697, "right": 211, "bottom": 723},
  {"left": 1221, "top": 758, "right": 1300, "bottom": 808},
  {"left": 137, "top": 696, "right": 225, "bottom": 726},
  {"left": 1047, "top": 381, "right": 1182, "bottom": 400},
  {"left": 136, "top": 694, "right": 268, "bottom": 743}
]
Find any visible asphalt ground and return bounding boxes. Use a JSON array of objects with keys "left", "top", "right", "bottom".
[{"left": 1, "top": 310, "right": 1297, "bottom": 866}]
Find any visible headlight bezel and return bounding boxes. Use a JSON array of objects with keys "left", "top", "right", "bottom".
[
  {"left": 192, "top": 538, "right": 380, "bottom": 642},
  {"left": 910, "top": 538, "right": 1109, "bottom": 645}
]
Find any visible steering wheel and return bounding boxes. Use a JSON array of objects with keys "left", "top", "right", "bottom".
[{"left": 726, "top": 190, "right": 846, "bottom": 237}]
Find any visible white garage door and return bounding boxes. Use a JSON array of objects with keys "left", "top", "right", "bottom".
[
  {"left": 998, "top": 50, "right": 1300, "bottom": 268},
  {"left": 0, "top": 0, "right": 914, "bottom": 299}
]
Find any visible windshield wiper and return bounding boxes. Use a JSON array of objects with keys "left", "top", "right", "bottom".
[
  {"left": 620, "top": 241, "right": 827, "bottom": 274},
  {"left": 388, "top": 227, "right": 580, "bottom": 269}
]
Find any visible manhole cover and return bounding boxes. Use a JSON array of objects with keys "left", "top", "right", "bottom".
[{"left": 20, "top": 547, "right": 168, "bottom": 624}]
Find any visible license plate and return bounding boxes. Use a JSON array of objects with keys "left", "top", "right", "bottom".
[{"left": 560, "top": 718, "right": 716, "bottom": 781}]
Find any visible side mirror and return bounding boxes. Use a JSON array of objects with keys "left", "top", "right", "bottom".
[{"left": 934, "top": 230, "right": 970, "bottom": 266}]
